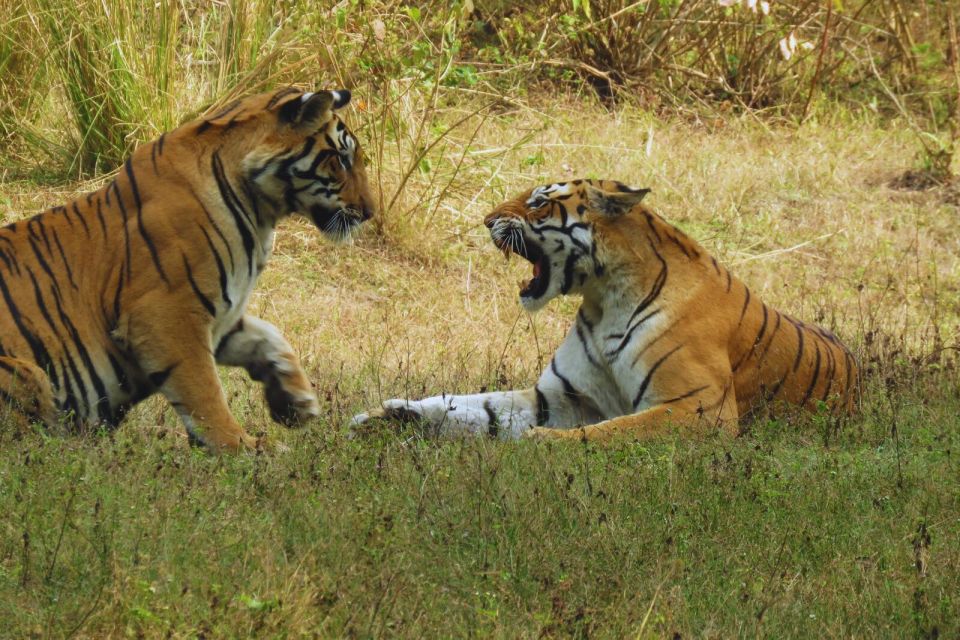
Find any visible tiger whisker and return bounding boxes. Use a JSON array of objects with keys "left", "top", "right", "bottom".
[{"left": 323, "top": 213, "right": 339, "bottom": 234}]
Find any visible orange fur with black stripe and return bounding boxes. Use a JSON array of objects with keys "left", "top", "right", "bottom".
[
  {"left": 0, "top": 88, "right": 375, "bottom": 451},
  {"left": 353, "top": 179, "right": 858, "bottom": 442}
]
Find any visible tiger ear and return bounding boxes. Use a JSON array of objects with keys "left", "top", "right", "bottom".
[
  {"left": 330, "top": 89, "right": 351, "bottom": 109},
  {"left": 585, "top": 184, "right": 650, "bottom": 216},
  {"left": 279, "top": 90, "right": 349, "bottom": 130}
]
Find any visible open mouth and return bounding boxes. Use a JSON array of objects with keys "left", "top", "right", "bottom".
[{"left": 492, "top": 229, "right": 550, "bottom": 298}]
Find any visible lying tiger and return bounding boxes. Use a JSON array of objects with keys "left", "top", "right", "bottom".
[
  {"left": 0, "top": 88, "right": 374, "bottom": 451},
  {"left": 352, "top": 179, "right": 859, "bottom": 441}
]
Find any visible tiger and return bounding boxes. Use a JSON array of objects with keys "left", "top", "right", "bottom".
[
  {"left": 351, "top": 179, "right": 859, "bottom": 442},
  {"left": 0, "top": 87, "right": 374, "bottom": 452}
]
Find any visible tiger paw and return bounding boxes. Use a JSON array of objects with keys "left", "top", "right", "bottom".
[
  {"left": 264, "top": 377, "right": 319, "bottom": 428},
  {"left": 348, "top": 401, "right": 426, "bottom": 437}
]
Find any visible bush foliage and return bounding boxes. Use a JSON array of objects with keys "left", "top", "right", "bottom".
[{"left": 1, "top": 0, "right": 958, "bottom": 178}]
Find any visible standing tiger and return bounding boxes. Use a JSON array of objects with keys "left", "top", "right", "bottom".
[
  {"left": 352, "top": 179, "right": 859, "bottom": 441},
  {"left": 0, "top": 87, "right": 374, "bottom": 452}
]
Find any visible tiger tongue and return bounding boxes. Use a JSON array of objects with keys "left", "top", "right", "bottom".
[{"left": 532, "top": 261, "right": 541, "bottom": 278}]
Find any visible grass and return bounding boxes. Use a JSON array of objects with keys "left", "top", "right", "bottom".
[
  {"left": 0, "top": 384, "right": 957, "bottom": 637},
  {"left": 1, "top": 100, "right": 958, "bottom": 638},
  {"left": 1, "top": 0, "right": 960, "bottom": 637}
]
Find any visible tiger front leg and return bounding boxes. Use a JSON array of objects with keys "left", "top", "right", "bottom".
[
  {"left": 122, "top": 308, "right": 258, "bottom": 453},
  {"left": 351, "top": 388, "right": 542, "bottom": 439},
  {"left": 161, "top": 360, "right": 260, "bottom": 452},
  {"left": 215, "top": 316, "right": 319, "bottom": 427}
]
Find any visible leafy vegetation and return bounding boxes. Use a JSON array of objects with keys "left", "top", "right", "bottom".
[{"left": 2, "top": 1, "right": 958, "bottom": 181}]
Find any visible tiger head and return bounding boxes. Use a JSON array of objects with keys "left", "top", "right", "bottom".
[
  {"left": 484, "top": 179, "right": 650, "bottom": 311},
  {"left": 196, "top": 87, "right": 376, "bottom": 241}
]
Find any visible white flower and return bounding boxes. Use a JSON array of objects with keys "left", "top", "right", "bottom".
[
  {"left": 760, "top": 1, "right": 770, "bottom": 14},
  {"left": 779, "top": 31, "right": 799, "bottom": 60},
  {"left": 718, "top": 0, "right": 739, "bottom": 6}
]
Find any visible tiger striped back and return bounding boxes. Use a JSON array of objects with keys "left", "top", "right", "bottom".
[{"left": 591, "top": 202, "right": 861, "bottom": 422}]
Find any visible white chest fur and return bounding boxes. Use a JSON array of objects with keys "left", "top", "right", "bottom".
[{"left": 542, "top": 300, "right": 674, "bottom": 421}]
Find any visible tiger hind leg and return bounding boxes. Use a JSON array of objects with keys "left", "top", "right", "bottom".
[
  {"left": 215, "top": 316, "right": 319, "bottom": 427},
  {"left": 526, "top": 384, "right": 739, "bottom": 443},
  {"left": 0, "top": 357, "right": 58, "bottom": 431}
]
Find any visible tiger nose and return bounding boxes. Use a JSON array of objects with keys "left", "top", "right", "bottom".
[
  {"left": 483, "top": 213, "right": 499, "bottom": 229},
  {"left": 361, "top": 205, "right": 375, "bottom": 221}
]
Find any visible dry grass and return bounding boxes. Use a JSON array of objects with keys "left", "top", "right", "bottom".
[
  {"left": 250, "top": 102, "right": 957, "bottom": 410},
  {"left": 2, "top": 93, "right": 957, "bottom": 427}
]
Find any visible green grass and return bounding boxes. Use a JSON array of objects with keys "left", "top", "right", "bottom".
[{"left": 1, "top": 377, "right": 957, "bottom": 638}]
